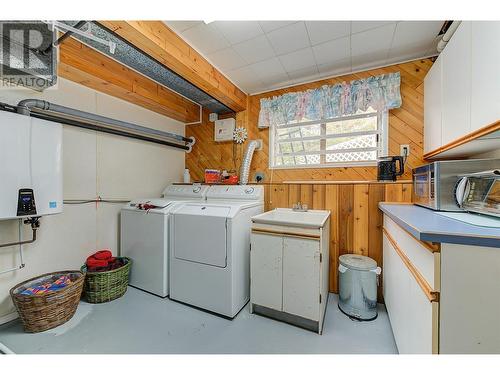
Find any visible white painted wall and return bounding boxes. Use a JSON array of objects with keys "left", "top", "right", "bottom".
[{"left": 0, "top": 78, "right": 185, "bottom": 319}]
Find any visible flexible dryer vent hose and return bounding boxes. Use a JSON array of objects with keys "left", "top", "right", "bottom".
[{"left": 239, "top": 140, "right": 259, "bottom": 185}]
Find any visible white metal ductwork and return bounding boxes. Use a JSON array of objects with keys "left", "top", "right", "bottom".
[
  {"left": 437, "top": 21, "right": 461, "bottom": 52},
  {"left": 239, "top": 140, "right": 260, "bottom": 185}
]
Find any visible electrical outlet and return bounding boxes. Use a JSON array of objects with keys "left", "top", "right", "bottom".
[
  {"left": 400, "top": 144, "right": 410, "bottom": 158},
  {"left": 254, "top": 172, "right": 265, "bottom": 182}
]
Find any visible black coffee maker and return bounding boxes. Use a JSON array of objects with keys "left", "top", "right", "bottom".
[{"left": 377, "top": 156, "right": 404, "bottom": 181}]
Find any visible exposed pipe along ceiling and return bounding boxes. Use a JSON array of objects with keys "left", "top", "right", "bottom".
[{"left": 0, "top": 100, "right": 195, "bottom": 152}]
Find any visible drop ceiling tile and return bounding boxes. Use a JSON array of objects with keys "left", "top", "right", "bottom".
[
  {"left": 249, "top": 57, "right": 287, "bottom": 81},
  {"left": 181, "top": 22, "right": 230, "bottom": 54},
  {"left": 391, "top": 21, "right": 444, "bottom": 48},
  {"left": 266, "top": 22, "right": 311, "bottom": 55},
  {"left": 278, "top": 47, "right": 317, "bottom": 73},
  {"left": 386, "top": 41, "right": 435, "bottom": 64},
  {"left": 164, "top": 21, "right": 203, "bottom": 33},
  {"left": 312, "top": 36, "right": 350, "bottom": 65},
  {"left": 232, "top": 35, "right": 275, "bottom": 64},
  {"left": 207, "top": 47, "right": 247, "bottom": 71},
  {"left": 264, "top": 74, "right": 292, "bottom": 88},
  {"left": 287, "top": 65, "right": 320, "bottom": 82},
  {"left": 213, "top": 21, "right": 264, "bottom": 45},
  {"left": 259, "top": 21, "right": 297, "bottom": 33},
  {"left": 226, "top": 65, "right": 261, "bottom": 92},
  {"left": 317, "top": 57, "right": 352, "bottom": 77},
  {"left": 244, "top": 82, "right": 270, "bottom": 94},
  {"left": 351, "top": 23, "right": 396, "bottom": 57},
  {"left": 351, "top": 50, "right": 389, "bottom": 71},
  {"left": 228, "top": 66, "right": 259, "bottom": 84},
  {"left": 351, "top": 21, "right": 394, "bottom": 34},
  {"left": 305, "top": 21, "right": 350, "bottom": 46}
]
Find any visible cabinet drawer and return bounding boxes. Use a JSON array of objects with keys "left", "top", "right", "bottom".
[
  {"left": 383, "top": 233, "right": 439, "bottom": 354},
  {"left": 384, "top": 216, "right": 439, "bottom": 290}
]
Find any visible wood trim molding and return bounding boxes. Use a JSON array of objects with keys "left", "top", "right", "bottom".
[
  {"left": 59, "top": 37, "right": 201, "bottom": 123},
  {"left": 423, "top": 120, "right": 500, "bottom": 160},
  {"left": 383, "top": 228, "right": 440, "bottom": 302},
  {"left": 98, "top": 21, "right": 248, "bottom": 112},
  {"left": 252, "top": 228, "right": 320, "bottom": 240}
]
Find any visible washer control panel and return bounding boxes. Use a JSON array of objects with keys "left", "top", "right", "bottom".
[{"left": 207, "top": 185, "right": 263, "bottom": 201}]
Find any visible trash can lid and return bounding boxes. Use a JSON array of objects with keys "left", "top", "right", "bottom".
[{"left": 339, "top": 254, "right": 377, "bottom": 271}]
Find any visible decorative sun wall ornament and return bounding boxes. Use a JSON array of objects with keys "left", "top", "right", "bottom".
[{"left": 233, "top": 127, "right": 248, "bottom": 144}]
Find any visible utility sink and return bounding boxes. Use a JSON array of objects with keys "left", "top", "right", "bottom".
[{"left": 251, "top": 208, "right": 330, "bottom": 229}]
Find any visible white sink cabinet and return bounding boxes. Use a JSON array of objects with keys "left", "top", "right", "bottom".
[{"left": 250, "top": 209, "right": 330, "bottom": 334}]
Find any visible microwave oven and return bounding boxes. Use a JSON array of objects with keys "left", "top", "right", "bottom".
[{"left": 412, "top": 159, "right": 500, "bottom": 211}]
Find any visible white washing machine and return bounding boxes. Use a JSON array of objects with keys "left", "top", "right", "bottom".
[
  {"left": 120, "top": 185, "right": 209, "bottom": 297},
  {"left": 169, "top": 185, "right": 264, "bottom": 317}
]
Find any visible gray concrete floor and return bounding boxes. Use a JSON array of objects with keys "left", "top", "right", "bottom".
[{"left": 0, "top": 287, "right": 397, "bottom": 354}]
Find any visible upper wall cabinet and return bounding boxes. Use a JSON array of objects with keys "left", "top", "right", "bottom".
[
  {"left": 440, "top": 22, "right": 471, "bottom": 146},
  {"left": 471, "top": 22, "right": 500, "bottom": 132},
  {"left": 424, "top": 21, "right": 500, "bottom": 158},
  {"left": 424, "top": 55, "right": 442, "bottom": 154}
]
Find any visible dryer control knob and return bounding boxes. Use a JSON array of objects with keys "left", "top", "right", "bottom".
[{"left": 244, "top": 187, "right": 254, "bottom": 194}]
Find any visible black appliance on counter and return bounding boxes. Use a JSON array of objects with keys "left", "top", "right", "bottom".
[{"left": 377, "top": 156, "right": 404, "bottom": 181}]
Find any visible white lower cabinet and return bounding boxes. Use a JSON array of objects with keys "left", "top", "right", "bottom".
[
  {"left": 383, "top": 214, "right": 500, "bottom": 354},
  {"left": 383, "top": 233, "right": 436, "bottom": 354},
  {"left": 250, "top": 221, "right": 329, "bottom": 334}
]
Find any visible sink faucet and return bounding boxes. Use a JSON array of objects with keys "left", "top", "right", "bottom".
[{"left": 292, "top": 202, "right": 308, "bottom": 212}]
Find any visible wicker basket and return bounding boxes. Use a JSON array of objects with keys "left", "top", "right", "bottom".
[
  {"left": 10, "top": 271, "right": 85, "bottom": 333},
  {"left": 81, "top": 257, "right": 131, "bottom": 304}
]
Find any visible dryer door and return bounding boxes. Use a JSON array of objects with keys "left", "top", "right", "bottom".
[{"left": 172, "top": 204, "right": 230, "bottom": 267}]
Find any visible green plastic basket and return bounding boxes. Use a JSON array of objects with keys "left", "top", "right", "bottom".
[{"left": 81, "top": 257, "right": 131, "bottom": 304}]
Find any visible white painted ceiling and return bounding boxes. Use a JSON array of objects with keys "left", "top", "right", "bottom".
[{"left": 164, "top": 21, "right": 444, "bottom": 94}]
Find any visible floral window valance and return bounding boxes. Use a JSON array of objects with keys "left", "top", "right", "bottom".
[{"left": 258, "top": 72, "right": 402, "bottom": 128}]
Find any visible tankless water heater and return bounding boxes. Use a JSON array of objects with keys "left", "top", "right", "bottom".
[{"left": 0, "top": 110, "right": 63, "bottom": 220}]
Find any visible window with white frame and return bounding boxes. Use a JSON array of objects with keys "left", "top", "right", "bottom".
[{"left": 269, "top": 108, "right": 388, "bottom": 169}]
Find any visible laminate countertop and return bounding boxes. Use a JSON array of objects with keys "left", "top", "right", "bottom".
[{"left": 379, "top": 203, "right": 500, "bottom": 248}]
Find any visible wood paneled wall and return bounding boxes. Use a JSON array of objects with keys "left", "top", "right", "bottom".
[
  {"left": 186, "top": 58, "right": 432, "bottom": 182},
  {"left": 264, "top": 182, "right": 413, "bottom": 296},
  {"left": 59, "top": 37, "right": 201, "bottom": 123}
]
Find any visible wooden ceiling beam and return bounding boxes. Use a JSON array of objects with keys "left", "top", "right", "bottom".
[
  {"left": 58, "top": 37, "right": 201, "bottom": 123},
  {"left": 99, "top": 21, "right": 248, "bottom": 112}
]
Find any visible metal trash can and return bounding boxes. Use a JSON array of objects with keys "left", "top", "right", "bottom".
[{"left": 338, "top": 254, "right": 381, "bottom": 321}]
